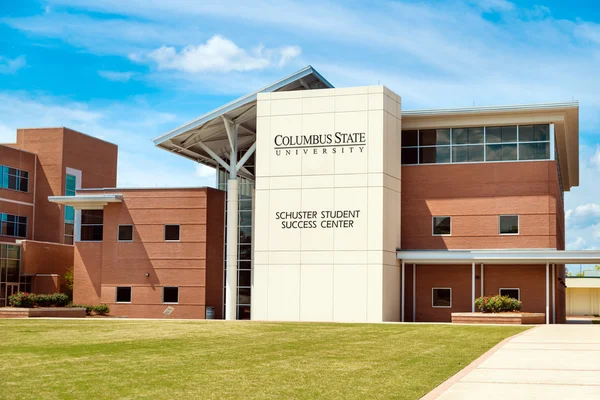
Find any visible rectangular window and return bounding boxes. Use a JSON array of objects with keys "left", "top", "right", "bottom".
[
  {"left": 500, "top": 288, "right": 520, "bottom": 300},
  {"left": 163, "top": 286, "right": 179, "bottom": 303},
  {"left": 64, "top": 173, "right": 77, "bottom": 244},
  {"left": 432, "top": 216, "right": 451, "bottom": 236},
  {"left": 0, "top": 213, "right": 27, "bottom": 238},
  {"left": 118, "top": 225, "right": 134, "bottom": 242},
  {"left": 432, "top": 288, "right": 452, "bottom": 308},
  {"left": 80, "top": 210, "right": 103, "bottom": 241},
  {"left": 499, "top": 215, "right": 519, "bottom": 235},
  {"left": 419, "top": 146, "right": 450, "bottom": 164},
  {"left": 116, "top": 287, "right": 132, "bottom": 303},
  {"left": 0, "top": 165, "right": 29, "bottom": 192},
  {"left": 164, "top": 225, "right": 180, "bottom": 241}
]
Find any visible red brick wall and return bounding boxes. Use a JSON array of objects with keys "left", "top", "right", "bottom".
[
  {"left": 33, "top": 275, "right": 60, "bottom": 294},
  {"left": 20, "top": 240, "right": 74, "bottom": 277}
]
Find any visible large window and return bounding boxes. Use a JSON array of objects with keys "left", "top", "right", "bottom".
[
  {"left": 499, "top": 215, "right": 519, "bottom": 235},
  {"left": 500, "top": 288, "right": 520, "bottom": 300},
  {"left": 402, "top": 124, "right": 551, "bottom": 165},
  {"left": 0, "top": 214, "right": 27, "bottom": 238},
  {"left": 116, "top": 287, "right": 132, "bottom": 303},
  {"left": 64, "top": 174, "right": 76, "bottom": 244},
  {"left": 163, "top": 286, "right": 179, "bottom": 304},
  {"left": 1, "top": 244, "right": 21, "bottom": 306},
  {"left": 432, "top": 216, "right": 451, "bottom": 236},
  {"left": 80, "top": 210, "right": 103, "bottom": 241},
  {"left": 0, "top": 165, "right": 29, "bottom": 192},
  {"left": 432, "top": 288, "right": 452, "bottom": 308}
]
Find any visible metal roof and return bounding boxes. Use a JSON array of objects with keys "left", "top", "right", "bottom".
[
  {"left": 397, "top": 249, "right": 600, "bottom": 264},
  {"left": 48, "top": 194, "right": 123, "bottom": 210},
  {"left": 152, "top": 65, "right": 333, "bottom": 175}
]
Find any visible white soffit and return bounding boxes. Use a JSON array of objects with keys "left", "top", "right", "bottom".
[
  {"left": 397, "top": 249, "right": 600, "bottom": 265},
  {"left": 48, "top": 194, "right": 123, "bottom": 210}
]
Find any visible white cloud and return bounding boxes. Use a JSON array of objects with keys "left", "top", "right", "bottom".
[
  {"left": 196, "top": 164, "right": 215, "bottom": 178},
  {"left": 133, "top": 35, "right": 301, "bottom": 73},
  {"left": 98, "top": 70, "right": 134, "bottom": 82},
  {"left": 0, "top": 56, "right": 26, "bottom": 74},
  {"left": 472, "top": 0, "right": 515, "bottom": 12},
  {"left": 567, "top": 237, "right": 587, "bottom": 250}
]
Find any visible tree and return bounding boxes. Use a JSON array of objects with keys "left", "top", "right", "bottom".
[{"left": 62, "top": 266, "right": 74, "bottom": 301}]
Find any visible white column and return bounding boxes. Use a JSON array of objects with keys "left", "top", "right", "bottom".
[
  {"left": 480, "top": 264, "right": 484, "bottom": 297},
  {"left": 552, "top": 263, "right": 556, "bottom": 324},
  {"left": 412, "top": 264, "right": 416, "bottom": 322},
  {"left": 471, "top": 262, "right": 475, "bottom": 312},
  {"left": 225, "top": 179, "right": 239, "bottom": 320},
  {"left": 546, "top": 262, "right": 550, "bottom": 325},
  {"left": 401, "top": 261, "right": 405, "bottom": 322}
]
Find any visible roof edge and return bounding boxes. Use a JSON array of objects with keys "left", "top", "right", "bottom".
[{"left": 403, "top": 101, "right": 579, "bottom": 117}]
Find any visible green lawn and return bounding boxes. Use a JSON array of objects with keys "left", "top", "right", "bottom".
[{"left": 0, "top": 320, "right": 527, "bottom": 399}]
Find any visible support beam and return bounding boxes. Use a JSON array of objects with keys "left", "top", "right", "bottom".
[
  {"left": 196, "top": 141, "right": 230, "bottom": 171},
  {"left": 471, "top": 262, "right": 476, "bottom": 312},
  {"left": 221, "top": 115, "right": 235, "bottom": 151},
  {"left": 412, "top": 264, "right": 416, "bottom": 322},
  {"left": 236, "top": 142, "right": 256, "bottom": 172},
  {"left": 480, "top": 264, "right": 484, "bottom": 297},
  {"left": 546, "top": 262, "right": 550, "bottom": 324},
  {"left": 552, "top": 263, "right": 556, "bottom": 324},
  {"left": 229, "top": 124, "right": 238, "bottom": 176},
  {"left": 401, "top": 261, "right": 405, "bottom": 322},
  {"left": 225, "top": 180, "right": 239, "bottom": 320}
]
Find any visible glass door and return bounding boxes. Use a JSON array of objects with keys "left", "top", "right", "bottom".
[{"left": 5, "top": 283, "right": 18, "bottom": 306}]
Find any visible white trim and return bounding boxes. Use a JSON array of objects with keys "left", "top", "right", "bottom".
[
  {"left": 412, "top": 264, "right": 416, "bottom": 322},
  {"left": 432, "top": 287, "right": 452, "bottom": 308},
  {"left": 499, "top": 287, "right": 521, "bottom": 300},
  {"left": 115, "top": 286, "right": 132, "bottom": 303},
  {"left": 480, "top": 264, "right": 484, "bottom": 297},
  {"left": 162, "top": 286, "right": 179, "bottom": 304},
  {"left": 164, "top": 224, "right": 181, "bottom": 242},
  {"left": 552, "top": 263, "right": 556, "bottom": 324},
  {"left": 117, "top": 224, "right": 134, "bottom": 242},
  {"left": 546, "top": 263, "right": 550, "bottom": 325},
  {"left": 32, "top": 154, "right": 37, "bottom": 239},
  {"left": 0, "top": 197, "right": 34, "bottom": 207},
  {"left": 397, "top": 249, "right": 600, "bottom": 264},
  {"left": 499, "top": 214, "right": 519, "bottom": 235},
  {"left": 403, "top": 101, "right": 579, "bottom": 116},
  {"left": 471, "top": 262, "right": 475, "bottom": 312},
  {"left": 401, "top": 261, "right": 405, "bottom": 322},
  {"left": 432, "top": 216, "right": 451, "bottom": 236}
]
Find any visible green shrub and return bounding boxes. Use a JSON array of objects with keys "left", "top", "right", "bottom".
[
  {"left": 52, "top": 293, "right": 70, "bottom": 307},
  {"left": 93, "top": 304, "right": 110, "bottom": 315},
  {"left": 70, "top": 304, "right": 94, "bottom": 315},
  {"left": 474, "top": 295, "right": 522, "bottom": 313},
  {"left": 36, "top": 294, "right": 53, "bottom": 307},
  {"left": 8, "top": 292, "right": 37, "bottom": 308}
]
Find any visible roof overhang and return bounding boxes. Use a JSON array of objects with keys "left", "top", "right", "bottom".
[
  {"left": 397, "top": 249, "right": 600, "bottom": 265},
  {"left": 402, "top": 102, "right": 580, "bottom": 190},
  {"left": 565, "top": 277, "right": 600, "bottom": 288},
  {"left": 48, "top": 194, "right": 123, "bottom": 210},
  {"left": 152, "top": 65, "right": 333, "bottom": 177}
]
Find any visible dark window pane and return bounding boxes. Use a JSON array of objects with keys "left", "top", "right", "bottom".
[
  {"left": 238, "top": 287, "right": 251, "bottom": 305},
  {"left": 6, "top": 260, "right": 19, "bottom": 282},
  {"left": 164, "top": 225, "right": 180, "bottom": 241},
  {"left": 64, "top": 223, "right": 74, "bottom": 236},
  {"left": 468, "top": 145, "right": 484, "bottom": 162},
  {"left": 519, "top": 125, "right": 534, "bottom": 142},
  {"left": 500, "top": 215, "right": 519, "bottom": 234},
  {"left": 239, "top": 270, "right": 251, "bottom": 287},
  {"left": 239, "top": 245, "right": 252, "bottom": 261},
  {"left": 81, "top": 226, "right": 103, "bottom": 241},
  {"left": 238, "top": 261, "right": 251, "bottom": 270},
  {"left": 452, "top": 128, "right": 468, "bottom": 144},
  {"left": 433, "top": 216, "right": 451, "bottom": 235},
  {"left": 486, "top": 127, "right": 502, "bottom": 143},
  {"left": 237, "top": 305, "right": 251, "bottom": 320},
  {"left": 7, "top": 174, "right": 16, "bottom": 190},
  {"left": 116, "top": 287, "right": 132, "bottom": 302},
  {"left": 17, "top": 223, "right": 26, "bottom": 238},
  {"left": 419, "top": 129, "right": 450, "bottom": 146},
  {"left": 239, "top": 199, "right": 252, "bottom": 211},
  {"left": 452, "top": 146, "right": 468, "bottom": 163},
  {"left": 502, "top": 126, "right": 517, "bottom": 142},
  {"left": 502, "top": 144, "right": 517, "bottom": 160},
  {"left": 433, "top": 288, "right": 451, "bottom": 307},
  {"left": 163, "top": 287, "right": 179, "bottom": 303},
  {"left": 239, "top": 227, "right": 252, "bottom": 244},
  {"left": 519, "top": 143, "right": 549, "bottom": 160},
  {"left": 500, "top": 289, "right": 520, "bottom": 300},
  {"left": 402, "top": 130, "right": 418, "bottom": 147},
  {"left": 419, "top": 147, "right": 449, "bottom": 164},
  {"left": 239, "top": 211, "right": 252, "bottom": 226},
  {"left": 534, "top": 124, "right": 549, "bottom": 142},
  {"left": 118, "top": 225, "right": 133, "bottom": 241},
  {"left": 81, "top": 210, "right": 103, "bottom": 224},
  {"left": 19, "top": 177, "right": 28, "bottom": 192},
  {"left": 486, "top": 144, "right": 502, "bottom": 161},
  {"left": 468, "top": 127, "right": 484, "bottom": 144},
  {"left": 401, "top": 148, "right": 418, "bottom": 164}
]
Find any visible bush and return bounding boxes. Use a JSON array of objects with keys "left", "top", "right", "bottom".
[
  {"left": 36, "top": 294, "right": 53, "bottom": 307},
  {"left": 474, "top": 295, "right": 522, "bottom": 313},
  {"left": 70, "top": 304, "right": 94, "bottom": 315},
  {"left": 52, "top": 293, "right": 70, "bottom": 307},
  {"left": 93, "top": 304, "right": 110, "bottom": 315},
  {"left": 8, "top": 292, "right": 37, "bottom": 308}
]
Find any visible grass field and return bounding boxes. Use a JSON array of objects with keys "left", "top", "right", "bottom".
[{"left": 0, "top": 320, "right": 527, "bottom": 399}]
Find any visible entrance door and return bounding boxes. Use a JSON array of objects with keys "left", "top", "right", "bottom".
[{"left": 5, "top": 284, "right": 18, "bottom": 306}]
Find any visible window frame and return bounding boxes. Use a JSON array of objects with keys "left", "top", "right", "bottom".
[
  {"left": 117, "top": 224, "right": 134, "bottom": 242},
  {"left": 499, "top": 215, "right": 519, "bottom": 235},
  {"left": 164, "top": 224, "right": 181, "bottom": 242},
  {"left": 499, "top": 288, "right": 520, "bottom": 301},
  {"left": 432, "top": 287, "right": 452, "bottom": 308},
  {"left": 80, "top": 210, "right": 104, "bottom": 242},
  {"left": 115, "top": 286, "right": 132, "bottom": 303},
  {"left": 432, "top": 216, "right": 452, "bottom": 236},
  {"left": 162, "top": 286, "right": 179, "bottom": 304}
]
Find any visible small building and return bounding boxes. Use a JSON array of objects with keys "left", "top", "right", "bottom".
[{"left": 566, "top": 270, "right": 600, "bottom": 316}]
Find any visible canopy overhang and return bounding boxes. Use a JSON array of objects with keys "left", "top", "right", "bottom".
[
  {"left": 48, "top": 194, "right": 123, "bottom": 210},
  {"left": 152, "top": 65, "right": 333, "bottom": 178},
  {"left": 397, "top": 249, "right": 600, "bottom": 265}
]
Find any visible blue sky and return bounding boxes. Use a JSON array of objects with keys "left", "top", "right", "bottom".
[{"left": 1, "top": 0, "right": 600, "bottom": 267}]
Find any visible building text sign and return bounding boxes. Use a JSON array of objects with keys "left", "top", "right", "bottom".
[
  {"left": 275, "top": 209, "right": 361, "bottom": 229},
  {"left": 274, "top": 132, "right": 366, "bottom": 156}
]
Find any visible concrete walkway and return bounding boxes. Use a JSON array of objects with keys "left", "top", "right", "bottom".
[{"left": 430, "top": 325, "right": 600, "bottom": 399}]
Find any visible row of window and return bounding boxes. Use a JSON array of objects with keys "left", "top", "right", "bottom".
[
  {"left": 432, "top": 288, "right": 520, "bottom": 308},
  {"left": 116, "top": 286, "right": 179, "bottom": 303},
  {"left": 0, "top": 214, "right": 27, "bottom": 238},
  {"left": 0, "top": 165, "right": 29, "bottom": 193},
  {"left": 432, "top": 215, "right": 519, "bottom": 236},
  {"left": 402, "top": 124, "right": 551, "bottom": 165}
]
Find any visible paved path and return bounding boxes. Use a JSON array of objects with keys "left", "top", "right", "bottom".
[{"left": 431, "top": 325, "right": 600, "bottom": 399}]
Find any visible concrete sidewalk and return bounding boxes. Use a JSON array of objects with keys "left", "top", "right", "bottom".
[{"left": 430, "top": 325, "right": 600, "bottom": 399}]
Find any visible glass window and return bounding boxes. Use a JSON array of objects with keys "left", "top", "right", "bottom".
[
  {"left": 163, "top": 286, "right": 179, "bottom": 303},
  {"left": 433, "top": 216, "right": 451, "bottom": 235},
  {"left": 81, "top": 210, "right": 103, "bottom": 241},
  {"left": 402, "top": 148, "right": 418, "bottom": 164},
  {"left": 468, "top": 127, "right": 484, "bottom": 144},
  {"left": 239, "top": 227, "right": 252, "bottom": 244},
  {"left": 419, "top": 129, "right": 450, "bottom": 146},
  {"left": 419, "top": 146, "right": 450, "bottom": 164},
  {"left": 239, "top": 211, "right": 252, "bottom": 227},
  {"left": 239, "top": 270, "right": 251, "bottom": 287},
  {"left": 520, "top": 124, "right": 549, "bottom": 142},
  {"left": 402, "top": 130, "right": 418, "bottom": 147},
  {"left": 238, "top": 287, "right": 251, "bottom": 305},
  {"left": 65, "top": 174, "right": 77, "bottom": 195},
  {"left": 499, "top": 215, "right": 519, "bottom": 234},
  {"left": 0, "top": 213, "right": 26, "bottom": 238},
  {"left": 118, "top": 225, "right": 134, "bottom": 241},
  {"left": 237, "top": 305, "right": 251, "bottom": 320},
  {"left": 486, "top": 126, "right": 517, "bottom": 143},
  {"left": 486, "top": 144, "right": 517, "bottom": 161},
  {"left": 500, "top": 288, "right": 520, "bottom": 300},
  {"left": 0, "top": 165, "right": 29, "bottom": 192},
  {"left": 452, "top": 128, "right": 468, "bottom": 144},
  {"left": 116, "top": 287, "right": 132, "bottom": 303},
  {"left": 164, "top": 225, "right": 180, "bottom": 241},
  {"left": 432, "top": 288, "right": 452, "bottom": 308},
  {"left": 239, "top": 245, "right": 252, "bottom": 261},
  {"left": 519, "top": 142, "right": 549, "bottom": 160}
]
